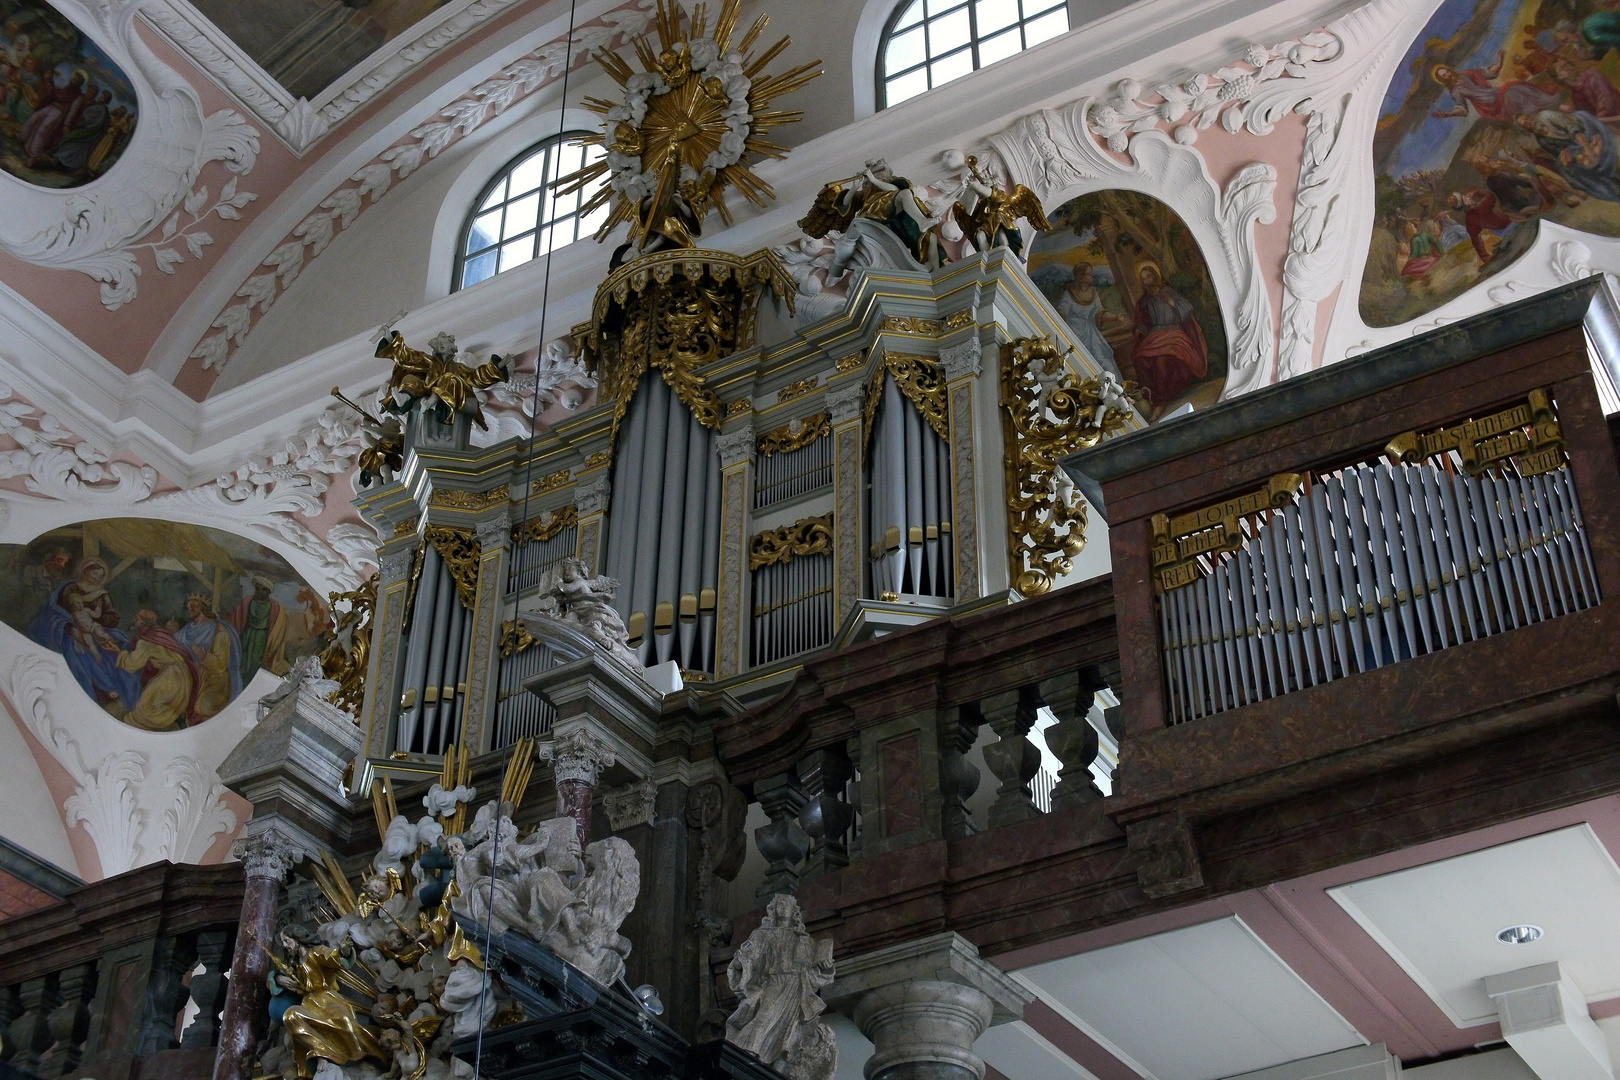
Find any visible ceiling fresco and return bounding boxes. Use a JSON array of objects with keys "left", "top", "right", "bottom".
[{"left": 0, "top": 0, "right": 138, "bottom": 188}]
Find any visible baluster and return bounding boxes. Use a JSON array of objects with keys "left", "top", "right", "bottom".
[
  {"left": 136, "top": 934, "right": 197, "bottom": 1055},
  {"left": 979, "top": 685, "right": 1042, "bottom": 827},
  {"left": 938, "top": 701, "right": 983, "bottom": 838},
  {"left": 44, "top": 963, "right": 94, "bottom": 1075},
  {"left": 179, "top": 929, "right": 231, "bottom": 1049},
  {"left": 9, "top": 975, "right": 56, "bottom": 1072},
  {"left": 1040, "top": 669, "right": 1105, "bottom": 812},
  {"left": 797, "top": 747, "right": 854, "bottom": 882},
  {"left": 845, "top": 734, "right": 864, "bottom": 862},
  {"left": 753, "top": 772, "right": 810, "bottom": 900}
]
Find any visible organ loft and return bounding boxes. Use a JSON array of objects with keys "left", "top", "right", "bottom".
[{"left": 4, "top": 2, "right": 1620, "bottom": 1080}]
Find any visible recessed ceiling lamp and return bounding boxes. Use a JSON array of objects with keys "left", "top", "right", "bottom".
[{"left": 1497, "top": 925, "right": 1544, "bottom": 945}]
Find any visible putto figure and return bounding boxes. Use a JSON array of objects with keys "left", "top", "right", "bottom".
[
  {"left": 725, "top": 894, "right": 837, "bottom": 1080},
  {"left": 950, "top": 153, "right": 1052, "bottom": 261},
  {"left": 526, "top": 557, "right": 641, "bottom": 667},
  {"left": 375, "top": 330, "right": 511, "bottom": 431}
]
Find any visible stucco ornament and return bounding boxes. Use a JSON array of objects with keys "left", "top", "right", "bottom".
[
  {"left": 725, "top": 893, "right": 836, "bottom": 1080},
  {"left": 0, "top": 0, "right": 260, "bottom": 311},
  {"left": 450, "top": 805, "right": 641, "bottom": 987},
  {"left": 523, "top": 557, "right": 641, "bottom": 667}
]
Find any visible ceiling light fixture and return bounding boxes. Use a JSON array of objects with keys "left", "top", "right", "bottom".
[{"left": 1497, "top": 925, "right": 1544, "bottom": 945}]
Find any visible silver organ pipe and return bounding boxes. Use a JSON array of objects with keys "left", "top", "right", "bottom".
[
  {"left": 395, "top": 545, "right": 473, "bottom": 755},
  {"left": 750, "top": 548, "right": 835, "bottom": 667},
  {"left": 507, "top": 521, "right": 579, "bottom": 594},
  {"left": 605, "top": 371, "right": 722, "bottom": 671},
  {"left": 1158, "top": 452, "right": 1600, "bottom": 723},
  {"left": 865, "top": 375, "right": 953, "bottom": 600},
  {"left": 754, "top": 433, "right": 833, "bottom": 508},
  {"left": 492, "top": 631, "right": 560, "bottom": 749}
]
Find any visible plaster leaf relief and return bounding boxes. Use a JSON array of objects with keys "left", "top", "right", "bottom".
[
  {"left": 189, "top": 0, "right": 658, "bottom": 374},
  {"left": 6, "top": 653, "right": 149, "bottom": 876},
  {"left": 156, "top": 754, "right": 238, "bottom": 863},
  {"left": 0, "top": 1, "right": 261, "bottom": 311},
  {"left": 988, "top": 107, "right": 1279, "bottom": 398}
]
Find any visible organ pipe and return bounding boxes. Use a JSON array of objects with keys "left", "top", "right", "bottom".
[{"left": 866, "top": 374, "right": 953, "bottom": 600}]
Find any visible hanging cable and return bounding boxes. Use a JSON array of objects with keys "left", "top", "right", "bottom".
[{"left": 474, "top": 0, "right": 584, "bottom": 1068}]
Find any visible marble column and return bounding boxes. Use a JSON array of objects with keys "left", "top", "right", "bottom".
[
  {"left": 825, "top": 932, "right": 1032, "bottom": 1080},
  {"left": 539, "top": 727, "right": 616, "bottom": 842},
  {"left": 211, "top": 827, "right": 308, "bottom": 1080}
]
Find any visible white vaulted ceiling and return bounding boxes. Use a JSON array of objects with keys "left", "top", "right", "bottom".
[
  {"left": 1016, "top": 916, "right": 1365, "bottom": 1080},
  {"left": 1329, "top": 824, "right": 1620, "bottom": 1029}
]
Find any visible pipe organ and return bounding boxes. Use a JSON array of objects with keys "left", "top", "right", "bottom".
[
  {"left": 348, "top": 250, "right": 1139, "bottom": 784},
  {"left": 1151, "top": 391, "right": 1598, "bottom": 723}
]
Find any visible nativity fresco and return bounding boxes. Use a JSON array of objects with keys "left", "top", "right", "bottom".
[
  {"left": 1028, "top": 190, "right": 1229, "bottom": 420},
  {"left": 0, "top": 0, "right": 138, "bottom": 189},
  {"left": 0, "top": 518, "right": 333, "bottom": 732},
  {"left": 1362, "top": 0, "right": 1620, "bottom": 327},
  {"left": 188, "top": 0, "right": 456, "bottom": 101}
]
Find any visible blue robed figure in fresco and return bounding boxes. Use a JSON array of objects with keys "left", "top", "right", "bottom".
[
  {"left": 25, "top": 558, "right": 143, "bottom": 712},
  {"left": 174, "top": 594, "right": 243, "bottom": 719}
]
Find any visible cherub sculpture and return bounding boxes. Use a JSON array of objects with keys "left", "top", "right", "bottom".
[
  {"left": 951, "top": 153, "right": 1052, "bottom": 261},
  {"left": 525, "top": 557, "right": 641, "bottom": 667},
  {"left": 331, "top": 388, "right": 404, "bottom": 488},
  {"left": 375, "top": 330, "right": 511, "bottom": 431},
  {"left": 725, "top": 894, "right": 836, "bottom": 1080}
]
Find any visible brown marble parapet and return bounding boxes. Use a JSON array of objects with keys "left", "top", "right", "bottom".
[{"left": 716, "top": 579, "right": 1118, "bottom": 788}]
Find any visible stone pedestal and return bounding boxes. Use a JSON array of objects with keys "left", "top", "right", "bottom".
[{"left": 825, "top": 933, "right": 1032, "bottom": 1080}]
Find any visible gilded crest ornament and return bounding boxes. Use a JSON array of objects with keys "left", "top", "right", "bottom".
[{"left": 557, "top": 0, "right": 821, "bottom": 256}]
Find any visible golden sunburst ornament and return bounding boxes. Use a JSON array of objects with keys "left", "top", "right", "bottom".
[{"left": 558, "top": 0, "right": 821, "bottom": 255}]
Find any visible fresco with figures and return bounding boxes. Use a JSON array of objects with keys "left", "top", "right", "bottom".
[
  {"left": 0, "top": 519, "right": 333, "bottom": 732},
  {"left": 0, "top": 0, "right": 137, "bottom": 188},
  {"left": 1028, "top": 190, "right": 1228, "bottom": 421},
  {"left": 1362, "top": 0, "right": 1620, "bottom": 326},
  {"left": 188, "top": 0, "right": 455, "bottom": 100}
]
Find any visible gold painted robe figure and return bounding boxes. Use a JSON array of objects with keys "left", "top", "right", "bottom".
[
  {"left": 375, "top": 331, "right": 509, "bottom": 430},
  {"left": 279, "top": 945, "right": 384, "bottom": 1078},
  {"left": 114, "top": 611, "right": 199, "bottom": 731}
]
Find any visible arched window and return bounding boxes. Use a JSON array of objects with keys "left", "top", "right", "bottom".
[
  {"left": 877, "top": 0, "right": 1068, "bottom": 108},
  {"left": 455, "top": 132, "right": 607, "bottom": 290}
]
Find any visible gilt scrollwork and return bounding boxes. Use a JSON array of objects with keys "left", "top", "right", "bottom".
[
  {"left": 425, "top": 526, "right": 482, "bottom": 608},
  {"left": 512, "top": 505, "right": 579, "bottom": 546},
  {"left": 319, "top": 573, "right": 377, "bottom": 718},
  {"left": 498, "top": 620, "right": 539, "bottom": 657},
  {"left": 749, "top": 514, "right": 834, "bottom": 570},
  {"left": 1000, "top": 336, "right": 1143, "bottom": 597},
  {"left": 862, "top": 350, "right": 950, "bottom": 449},
  {"left": 756, "top": 412, "right": 832, "bottom": 457}
]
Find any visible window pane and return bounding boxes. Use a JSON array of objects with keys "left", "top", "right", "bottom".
[
  {"left": 479, "top": 179, "right": 506, "bottom": 211},
  {"left": 499, "top": 237, "right": 534, "bottom": 272},
  {"left": 461, "top": 249, "right": 498, "bottom": 288},
  {"left": 885, "top": 67, "right": 929, "bottom": 105},
  {"left": 893, "top": 0, "right": 923, "bottom": 28},
  {"left": 578, "top": 202, "right": 608, "bottom": 239},
  {"left": 508, "top": 150, "right": 549, "bottom": 198},
  {"left": 503, "top": 191, "right": 541, "bottom": 239},
  {"left": 977, "top": 26, "right": 1022, "bottom": 65},
  {"left": 975, "top": 0, "right": 1018, "bottom": 35},
  {"left": 885, "top": 26, "right": 926, "bottom": 75},
  {"left": 466, "top": 209, "right": 502, "bottom": 254},
  {"left": 1023, "top": 6, "right": 1067, "bottom": 46},
  {"left": 930, "top": 48, "right": 973, "bottom": 86},
  {"left": 928, "top": 7, "right": 971, "bottom": 54}
]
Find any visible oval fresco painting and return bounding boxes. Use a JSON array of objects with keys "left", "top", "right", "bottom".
[
  {"left": 1362, "top": 0, "right": 1620, "bottom": 327},
  {"left": 1028, "top": 190, "right": 1229, "bottom": 421},
  {"left": 0, "top": 0, "right": 138, "bottom": 188},
  {"left": 0, "top": 519, "right": 333, "bottom": 731}
]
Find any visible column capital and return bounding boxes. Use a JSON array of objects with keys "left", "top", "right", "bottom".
[
  {"left": 716, "top": 429, "right": 755, "bottom": 468},
  {"left": 825, "top": 932, "right": 1031, "bottom": 1022},
  {"left": 379, "top": 546, "right": 416, "bottom": 584},
  {"left": 230, "top": 823, "right": 311, "bottom": 882},
  {"left": 827, "top": 385, "right": 866, "bottom": 424},
  {"left": 575, "top": 475, "right": 610, "bottom": 515},
  {"left": 475, "top": 517, "right": 511, "bottom": 549},
  {"left": 539, "top": 726, "right": 617, "bottom": 787},
  {"left": 940, "top": 337, "right": 982, "bottom": 381}
]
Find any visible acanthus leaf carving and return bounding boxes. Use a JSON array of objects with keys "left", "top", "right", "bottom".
[{"left": 157, "top": 755, "right": 238, "bottom": 863}]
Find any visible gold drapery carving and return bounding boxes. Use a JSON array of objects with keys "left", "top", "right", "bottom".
[
  {"left": 425, "top": 525, "right": 481, "bottom": 608},
  {"left": 756, "top": 412, "right": 831, "bottom": 457},
  {"left": 512, "top": 505, "right": 579, "bottom": 546},
  {"left": 750, "top": 514, "right": 834, "bottom": 570},
  {"left": 1000, "top": 336, "right": 1142, "bottom": 597},
  {"left": 862, "top": 350, "right": 949, "bottom": 449},
  {"left": 319, "top": 573, "right": 376, "bottom": 718},
  {"left": 573, "top": 249, "right": 796, "bottom": 452}
]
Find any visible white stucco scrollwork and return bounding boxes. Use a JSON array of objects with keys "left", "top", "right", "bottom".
[{"left": 0, "top": 0, "right": 261, "bottom": 311}]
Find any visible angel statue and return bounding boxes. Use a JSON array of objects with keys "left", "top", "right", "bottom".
[
  {"left": 799, "top": 158, "right": 957, "bottom": 282},
  {"left": 725, "top": 894, "right": 836, "bottom": 1080},
  {"left": 329, "top": 387, "right": 404, "bottom": 489},
  {"left": 259, "top": 934, "right": 386, "bottom": 1078},
  {"left": 950, "top": 152, "right": 1052, "bottom": 261},
  {"left": 523, "top": 557, "right": 641, "bottom": 667},
  {"left": 375, "top": 330, "right": 511, "bottom": 431}
]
